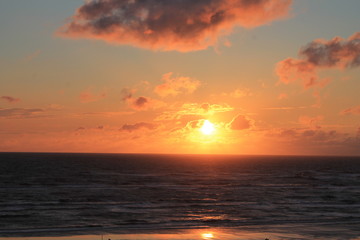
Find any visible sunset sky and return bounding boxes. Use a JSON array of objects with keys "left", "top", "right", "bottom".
[{"left": 1, "top": 0, "right": 360, "bottom": 155}]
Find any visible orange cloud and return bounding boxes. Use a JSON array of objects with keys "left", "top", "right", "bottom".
[
  {"left": 154, "top": 72, "right": 200, "bottom": 97},
  {"left": 276, "top": 32, "right": 360, "bottom": 88},
  {"left": 228, "top": 114, "right": 252, "bottom": 130},
  {"left": 277, "top": 93, "right": 288, "bottom": 100},
  {"left": 59, "top": 0, "right": 292, "bottom": 52},
  {"left": 340, "top": 105, "right": 360, "bottom": 115},
  {"left": 1, "top": 96, "right": 20, "bottom": 103}
]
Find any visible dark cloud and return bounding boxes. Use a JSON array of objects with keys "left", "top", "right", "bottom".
[
  {"left": 276, "top": 32, "right": 360, "bottom": 88},
  {"left": 267, "top": 128, "right": 360, "bottom": 156},
  {"left": 1, "top": 96, "right": 20, "bottom": 103},
  {"left": 0, "top": 108, "right": 44, "bottom": 118},
  {"left": 120, "top": 122, "right": 157, "bottom": 132},
  {"left": 121, "top": 88, "right": 135, "bottom": 101},
  {"left": 270, "top": 128, "right": 343, "bottom": 143},
  {"left": 59, "top": 0, "right": 292, "bottom": 52},
  {"left": 129, "top": 96, "right": 159, "bottom": 110},
  {"left": 121, "top": 88, "right": 163, "bottom": 111},
  {"left": 134, "top": 97, "right": 148, "bottom": 108}
]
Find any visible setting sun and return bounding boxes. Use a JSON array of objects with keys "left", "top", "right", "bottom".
[
  {"left": 201, "top": 233, "right": 214, "bottom": 239},
  {"left": 200, "top": 120, "right": 215, "bottom": 135}
]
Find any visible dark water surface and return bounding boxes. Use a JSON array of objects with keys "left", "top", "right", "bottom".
[{"left": 0, "top": 153, "right": 359, "bottom": 239}]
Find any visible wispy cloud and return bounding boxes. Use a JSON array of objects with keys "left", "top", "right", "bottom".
[
  {"left": 218, "top": 88, "right": 253, "bottom": 98},
  {"left": 0, "top": 108, "right": 44, "bottom": 118},
  {"left": 298, "top": 115, "right": 323, "bottom": 129},
  {"left": 120, "top": 122, "right": 157, "bottom": 132},
  {"left": 79, "top": 89, "right": 106, "bottom": 103},
  {"left": 276, "top": 32, "right": 360, "bottom": 88},
  {"left": 277, "top": 93, "right": 288, "bottom": 100},
  {"left": 263, "top": 106, "right": 308, "bottom": 110},
  {"left": 24, "top": 50, "right": 41, "bottom": 62},
  {"left": 1, "top": 96, "right": 20, "bottom": 103},
  {"left": 156, "top": 102, "right": 233, "bottom": 120},
  {"left": 340, "top": 105, "right": 360, "bottom": 115},
  {"left": 59, "top": 0, "right": 292, "bottom": 52}
]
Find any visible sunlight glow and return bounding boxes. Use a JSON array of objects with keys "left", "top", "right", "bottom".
[{"left": 200, "top": 120, "right": 215, "bottom": 135}]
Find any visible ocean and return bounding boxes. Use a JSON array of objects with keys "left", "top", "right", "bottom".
[{"left": 0, "top": 153, "right": 359, "bottom": 239}]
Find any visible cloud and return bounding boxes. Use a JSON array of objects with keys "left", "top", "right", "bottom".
[
  {"left": 24, "top": 50, "right": 41, "bottom": 62},
  {"left": 228, "top": 114, "right": 252, "bottom": 130},
  {"left": 183, "top": 119, "right": 217, "bottom": 131},
  {"left": 276, "top": 32, "right": 360, "bottom": 88},
  {"left": 80, "top": 111, "right": 134, "bottom": 117},
  {"left": 298, "top": 115, "right": 323, "bottom": 129},
  {"left": 264, "top": 128, "right": 360, "bottom": 156},
  {"left": 75, "top": 125, "right": 105, "bottom": 132},
  {"left": 228, "top": 88, "right": 253, "bottom": 98},
  {"left": 59, "top": 0, "right": 292, "bottom": 52},
  {"left": 340, "top": 105, "right": 360, "bottom": 115},
  {"left": 278, "top": 93, "right": 288, "bottom": 100},
  {"left": 1, "top": 96, "right": 20, "bottom": 103},
  {"left": 154, "top": 72, "right": 200, "bottom": 97},
  {"left": 218, "top": 88, "right": 253, "bottom": 98},
  {"left": 79, "top": 89, "right": 106, "bottom": 103},
  {"left": 133, "top": 96, "right": 148, "bottom": 109},
  {"left": 156, "top": 102, "right": 233, "bottom": 120},
  {"left": 47, "top": 104, "right": 65, "bottom": 110},
  {"left": 266, "top": 128, "right": 344, "bottom": 143},
  {"left": 120, "top": 122, "right": 157, "bottom": 132},
  {"left": 263, "top": 106, "right": 308, "bottom": 110},
  {"left": 0, "top": 108, "right": 44, "bottom": 118},
  {"left": 121, "top": 88, "right": 163, "bottom": 111}
]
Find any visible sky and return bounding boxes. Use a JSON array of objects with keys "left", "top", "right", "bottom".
[{"left": 0, "top": 0, "right": 360, "bottom": 155}]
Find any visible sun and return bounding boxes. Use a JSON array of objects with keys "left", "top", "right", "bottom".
[
  {"left": 200, "top": 120, "right": 215, "bottom": 135},
  {"left": 201, "top": 233, "right": 214, "bottom": 239}
]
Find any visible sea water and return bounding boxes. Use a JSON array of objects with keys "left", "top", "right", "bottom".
[{"left": 0, "top": 153, "right": 359, "bottom": 239}]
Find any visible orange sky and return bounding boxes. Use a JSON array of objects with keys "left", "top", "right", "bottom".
[{"left": 1, "top": 0, "right": 360, "bottom": 155}]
